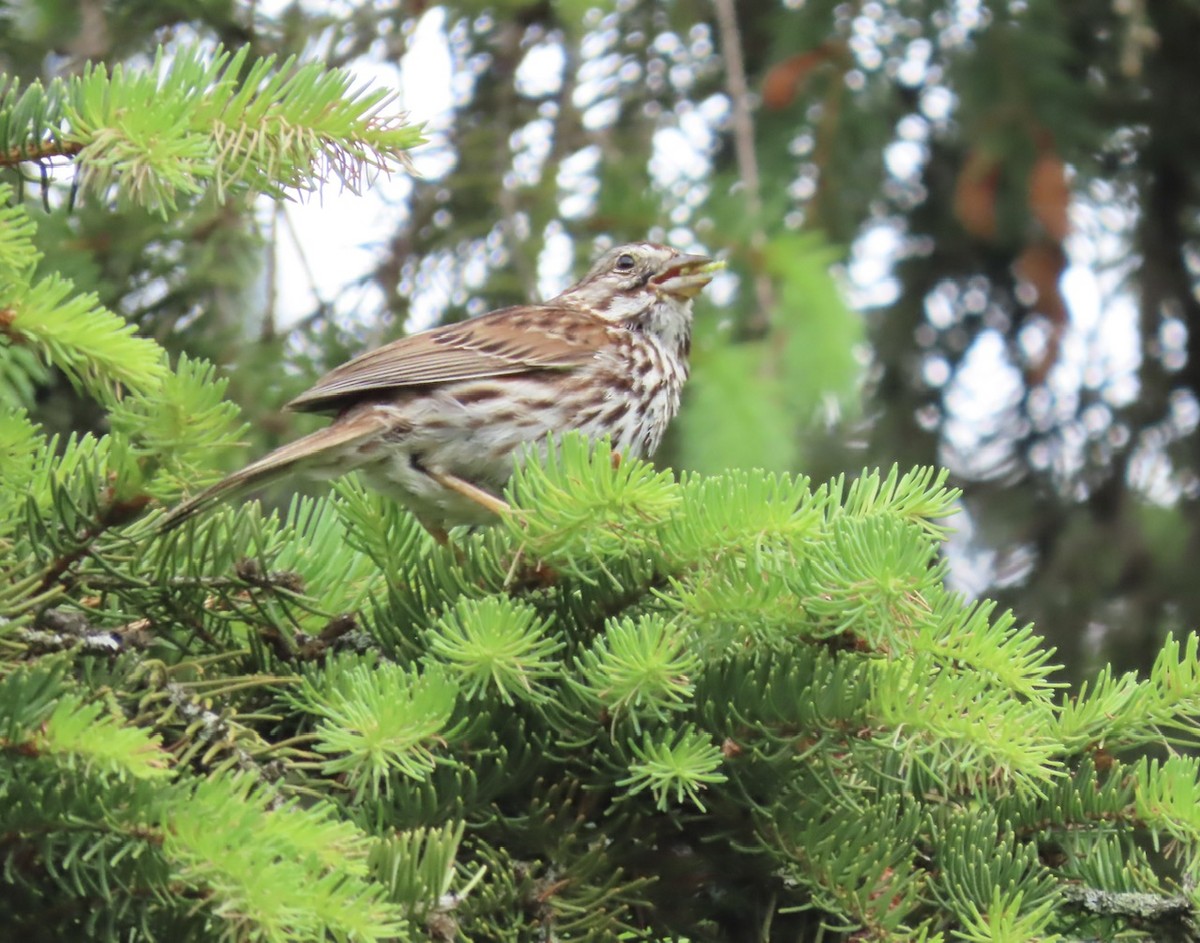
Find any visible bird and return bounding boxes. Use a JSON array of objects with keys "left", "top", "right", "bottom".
[{"left": 160, "top": 242, "right": 722, "bottom": 543}]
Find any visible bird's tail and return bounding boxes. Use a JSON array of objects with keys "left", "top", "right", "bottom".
[{"left": 157, "top": 414, "right": 385, "bottom": 533}]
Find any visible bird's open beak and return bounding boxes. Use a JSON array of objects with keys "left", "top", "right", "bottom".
[{"left": 652, "top": 255, "right": 725, "bottom": 300}]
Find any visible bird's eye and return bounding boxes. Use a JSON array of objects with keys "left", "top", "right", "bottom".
[{"left": 614, "top": 253, "right": 636, "bottom": 273}]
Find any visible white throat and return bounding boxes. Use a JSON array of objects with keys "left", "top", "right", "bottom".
[{"left": 629, "top": 295, "right": 694, "bottom": 363}]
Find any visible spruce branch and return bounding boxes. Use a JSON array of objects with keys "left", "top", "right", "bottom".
[
  {"left": 163, "top": 776, "right": 409, "bottom": 941},
  {"left": 1135, "top": 755, "right": 1200, "bottom": 852},
  {"left": 871, "top": 655, "right": 1064, "bottom": 795},
  {"left": 929, "top": 808, "right": 1060, "bottom": 940},
  {"left": 35, "top": 693, "right": 173, "bottom": 780},
  {"left": 504, "top": 435, "right": 680, "bottom": 580},
  {"left": 802, "top": 514, "right": 945, "bottom": 646},
  {"left": 0, "top": 183, "right": 166, "bottom": 400},
  {"left": 8, "top": 389, "right": 1200, "bottom": 939},
  {"left": 821, "top": 464, "right": 961, "bottom": 539},
  {"left": 107, "top": 353, "right": 247, "bottom": 501},
  {"left": 0, "top": 45, "right": 423, "bottom": 214},
  {"left": 290, "top": 658, "right": 461, "bottom": 800},
  {"left": 368, "top": 821, "right": 478, "bottom": 922},
  {"left": 1060, "top": 886, "right": 1197, "bottom": 940},
  {"left": 664, "top": 469, "right": 820, "bottom": 564},
  {"left": 571, "top": 614, "right": 700, "bottom": 729},
  {"left": 0, "top": 343, "right": 45, "bottom": 409},
  {"left": 769, "top": 794, "right": 928, "bottom": 937},
  {"left": 618, "top": 726, "right": 727, "bottom": 812},
  {"left": 909, "top": 595, "right": 1061, "bottom": 700},
  {"left": 425, "top": 596, "right": 562, "bottom": 706},
  {"left": 1057, "top": 633, "right": 1200, "bottom": 753}
]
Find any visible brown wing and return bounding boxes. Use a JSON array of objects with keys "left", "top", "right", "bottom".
[{"left": 287, "top": 304, "right": 610, "bottom": 414}]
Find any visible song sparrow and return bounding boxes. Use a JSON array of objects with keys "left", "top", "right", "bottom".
[{"left": 162, "top": 242, "right": 721, "bottom": 542}]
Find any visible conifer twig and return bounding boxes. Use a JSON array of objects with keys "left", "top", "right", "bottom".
[
  {"left": 0, "top": 140, "right": 84, "bottom": 167},
  {"left": 1061, "top": 885, "right": 1197, "bottom": 939}
]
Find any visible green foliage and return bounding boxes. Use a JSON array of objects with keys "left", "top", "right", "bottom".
[
  {"left": 764, "top": 232, "right": 863, "bottom": 412},
  {"left": 1057, "top": 632, "right": 1200, "bottom": 752},
  {"left": 13, "top": 406, "right": 1200, "bottom": 938},
  {"left": 292, "top": 658, "right": 461, "bottom": 800},
  {"left": 368, "top": 820, "right": 474, "bottom": 919},
  {"left": 107, "top": 353, "right": 248, "bottom": 500},
  {"left": 677, "top": 337, "right": 796, "bottom": 475},
  {"left": 0, "top": 41, "right": 436, "bottom": 941},
  {"left": 0, "top": 44, "right": 423, "bottom": 215},
  {"left": 571, "top": 614, "right": 700, "bottom": 727},
  {"left": 37, "top": 690, "right": 173, "bottom": 780},
  {"left": 162, "top": 776, "right": 408, "bottom": 942},
  {"left": 618, "top": 725, "right": 727, "bottom": 811},
  {"left": 0, "top": 665, "right": 412, "bottom": 941},
  {"left": 772, "top": 793, "right": 928, "bottom": 937},
  {"left": 0, "top": 181, "right": 166, "bottom": 400},
  {"left": 426, "top": 596, "right": 563, "bottom": 705},
  {"left": 504, "top": 434, "right": 681, "bottom": 575}
]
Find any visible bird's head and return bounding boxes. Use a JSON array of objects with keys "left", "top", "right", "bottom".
[{"left": 554, "top": 242, "right": 723, "bottom": 330}]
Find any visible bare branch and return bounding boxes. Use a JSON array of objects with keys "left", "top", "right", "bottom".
[{"left": 713, "top": 0, "right": 776, "bottom": 337}]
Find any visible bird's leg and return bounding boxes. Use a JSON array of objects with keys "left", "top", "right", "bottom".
[
  {"left": 424, "top": 470, "right": 553, "bottom": 588},
  {"left": 426, "top": 470, "right": 512, "bottom": 518},
  {"left": 421, "top": 521, "right": 451, "bottom": 546}
]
